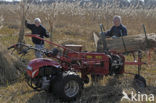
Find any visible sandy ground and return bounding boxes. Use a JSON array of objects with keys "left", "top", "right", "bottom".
[{"left": 0, "top": 73, "right": 155, "bottom": 103}]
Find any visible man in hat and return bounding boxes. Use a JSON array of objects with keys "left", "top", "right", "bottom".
[
  {"left": 105, "top": 15, "right": 127, "bottom": 38},
  {"left": 25, "top": 18, "right": 49, "bottom": 58}
]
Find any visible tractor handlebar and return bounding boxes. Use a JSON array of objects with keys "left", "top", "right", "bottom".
[
  {"left": 8, "top": 44, "right": 19, "bottom": 50},
  {"left": 8, "top": 34, "right": 79, "bottom": 59},
  {"left": 8, "top": 43, "right": 51, "bottom": 56},
  {"left": 25, "top": 34, "right": 78, "bottom": 54}
]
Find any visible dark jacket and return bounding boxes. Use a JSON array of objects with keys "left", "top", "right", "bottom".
[
  {"left": 105, "top": 24, "right": 127, "bottom": 37},
  {"left": 25, "top": 21, "right": 49, "bottom": 44}
]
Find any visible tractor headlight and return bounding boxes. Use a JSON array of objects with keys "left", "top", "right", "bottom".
[{"left": 27, "top": 66, "right": 32, "bottom": 71}]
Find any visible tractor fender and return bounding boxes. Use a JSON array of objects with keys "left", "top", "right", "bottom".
[{"left": 26, "top": 58, "right": 61, "bottom": 78}]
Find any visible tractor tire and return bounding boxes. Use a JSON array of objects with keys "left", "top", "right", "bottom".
[
  {"left": 52, "top": 71, "right": 83, "bottom": 101},
  {"left": 134, "top": 74, "right": 146, "bottom": 88},
  {"left": 26, "top": 76, "right": 42, "bottom": 91}
]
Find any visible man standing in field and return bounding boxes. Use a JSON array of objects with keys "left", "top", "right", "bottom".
[
  {"left": 105, "top": 15, "right": 127, "bottom": 38},
  {"left": 25, "top": 18, "right": 49, "bottom": 58}
]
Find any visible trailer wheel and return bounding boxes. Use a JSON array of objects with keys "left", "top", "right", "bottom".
[
  {"left": 134, "top": 74, "right": 146, "bottom": 88},
  {"left": 52, "top": 71, "right": 83, "bottom": 101}
]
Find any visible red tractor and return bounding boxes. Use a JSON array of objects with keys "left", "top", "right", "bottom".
[{"left": 8, "top": 33, "right": 146, "bottom": 101}]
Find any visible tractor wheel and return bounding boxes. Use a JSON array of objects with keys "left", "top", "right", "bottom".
[
  {"left": 52, "top": 71, "right": 83, "bottom": 101},
  {"left": 133, "top": 74, "right": 146, "bottom": 88},
  {"left": 26, "top": 76, "right": 42, "bottom": 91}
]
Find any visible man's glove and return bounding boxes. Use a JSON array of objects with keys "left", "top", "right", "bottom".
[
  {"left": 45, "top": 31, "right": 50, "bottom": 38},
  {"left": 25, "top": 20, "right": 28, "bottom": 24},
  {"left": 25, "top": 20, "right": 28, "bottom": 26}
]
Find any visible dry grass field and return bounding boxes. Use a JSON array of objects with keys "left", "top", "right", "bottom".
[{"left": 0, "top": 1, "right": 156, "bottom": 103}]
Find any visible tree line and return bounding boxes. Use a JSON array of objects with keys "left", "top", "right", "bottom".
[{"left": 0, "top": 0, "right": 156, "bottom": 8}]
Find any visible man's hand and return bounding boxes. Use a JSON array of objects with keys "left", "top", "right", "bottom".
[
  {"left": 25, "top": 20, "right": 28, "bottom": 24},
  {"left": 45, "top": 31, "right": 50, "bottom": 38},
  {"left": 25, "top": 20, "right": 28, "bottom": 27}
]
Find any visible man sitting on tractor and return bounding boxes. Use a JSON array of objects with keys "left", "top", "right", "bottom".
[
  {"left": 25, "top": 18, "right": 49, "bottom": 58},
  {"left": 105, "top": 15, "right": 127, "bottom": 38}
]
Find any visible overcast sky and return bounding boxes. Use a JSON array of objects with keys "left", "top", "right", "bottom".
[
  {"left": 2, "top": 0, "right": 145, "bottom": 2},
  {"left": 3, "top": 0, "right": 20, "bottom": 2}
]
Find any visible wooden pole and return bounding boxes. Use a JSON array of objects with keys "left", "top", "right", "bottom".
[
  {"left": 18, "top": 1, "right": 25, "bottom": 43},
  {"left": 18, "top": 0, "right": 29, "bottom": 43}
]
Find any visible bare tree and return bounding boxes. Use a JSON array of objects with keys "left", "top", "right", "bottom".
[
  {"left": 0, "top": 16, "right": 4, "bottom": 29},
  {"left": 18, "top": 0, "right": 29, "bottom": 43}
]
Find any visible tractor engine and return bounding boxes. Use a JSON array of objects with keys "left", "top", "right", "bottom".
[
  {"left": 108, "top": 53, "right": 124, "bottom": 75},
  {"left": 27, "top": 66, "right": 61, "bottom": 91}
]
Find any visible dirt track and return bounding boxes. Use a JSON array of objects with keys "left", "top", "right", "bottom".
[{"left": 0, "top": 74, "right": 156, "bottom": 103}]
